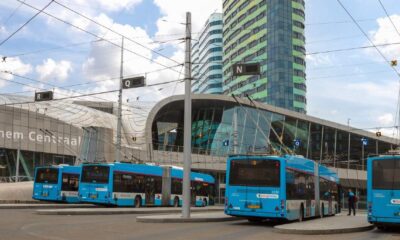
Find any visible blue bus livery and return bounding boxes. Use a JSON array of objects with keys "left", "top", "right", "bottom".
[
  {"left": 32, "top": 165, "right": 81, "bottom": 203},
  {"left": 225, "top": 154, "right": 340, "bottom": 222},
  {"left": 78, "top": 163, "right": 215, "bottom": 207},
  {"left": 367, "top": 153, "right": 400, "bottom": 228}
]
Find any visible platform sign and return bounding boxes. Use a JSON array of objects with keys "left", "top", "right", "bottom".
[
  {"left": 122, "top": 76, "right": 145, "bottom": 89},
  {"left": 294, "top": 139, "right": 301, "bottom": 147},
  {"left": 223, "top": 139, "right": 229, "bottom": 146},
  {"left": 35, "top": 91, "right": 53, "bottom": 102},
  {"left": 232, "top": 63, "right": 260, "bottom": 76},
  {"left": 361, "top": 138, "right": 368, "bottom": 146}
]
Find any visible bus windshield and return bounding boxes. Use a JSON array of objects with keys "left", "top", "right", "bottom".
[
  {"left": 372, "top": 159, "right": 400, "bottom": 190},
  {"left": 35, "top": 168, "right": 59, "bottom": 184},
  {"left": 81, "top": 165, "right": 110, "bottom": 184},
  {"left": 229, "top": 159, "right": 280, "bottom": 187}
]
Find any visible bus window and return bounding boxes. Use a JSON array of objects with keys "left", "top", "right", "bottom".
[
  {"left": 286, "top": 169, "right": 315, "bottom": 200},
  {"left": 372, "top": 159, "right": 400, "bottom": 189},
  {"left": 113, "top": 172, "right": 146, "bottom": 193},
  {"left": 171, "top": 178, "right": 182, "bottom": 195},
  {"left": 81, "top": 165, "right": 109, "bottom": 184},
  {"left": 61, "top": 173, "right": 79, "bottom": 191},
  {"left": 35, "top": 168, "right": 59, "bottom": 184},
  {"left": 229, "top": 159, "right": 280, "bottom": 187}
]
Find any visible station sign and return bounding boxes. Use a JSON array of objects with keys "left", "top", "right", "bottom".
[
  {"left": 232, "top": 63, "right": 260, "bottom": 76},
  {"left": 122, "top": 76, "right": 146, "bottom": 89},
  {"left": 35, "top": 91, "right": 53, "bottom": 102}
]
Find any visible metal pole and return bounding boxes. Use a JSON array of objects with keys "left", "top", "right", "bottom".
[
  {"left": 15, "top": 149, "right": 20, "bottom": 182},
  {"left": 116, "top": 37, "right": 124, "bottom": 162},
  {"left": 182, "top": 12, "right": 192, "bottom": 218}
]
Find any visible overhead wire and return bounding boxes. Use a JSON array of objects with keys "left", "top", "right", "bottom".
[
  {"left": 16, "top": 0, "right": 181, "bottom": 75},
  {"left": 0, "top": 0, "right": 54, "bottom": 47}
]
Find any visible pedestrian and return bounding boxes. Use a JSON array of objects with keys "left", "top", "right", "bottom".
[{"left": 347, "top": 189, "right": 356, "bottom": 216}]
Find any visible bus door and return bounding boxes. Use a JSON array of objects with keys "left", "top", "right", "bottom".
[
  {"left": 145, "top": 176, "right": 155, "bottom": 204},
  {"left": 306, "top": 199, "right": 311, "bottom": 217}
]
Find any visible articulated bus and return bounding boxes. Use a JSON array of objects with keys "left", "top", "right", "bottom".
[
  {"left": 367, "top": 154, "right": 400, "bottom": 229},
  {"left": 78, "top": 162, "right": 215, "bottom": 207},
  {"left": 32, "top": 165, "right": 81, "bottom": 203},
  {"left": 225, "top": 154, "right": 340, "bottom": 222}
]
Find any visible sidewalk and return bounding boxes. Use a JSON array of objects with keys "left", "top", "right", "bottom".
[
  {"left": 273, "top": 214, "right": 374, "bottom": 235},
  {"left": 36, "top": 205, "right": 224, "bottom": 215},
  {"left": 136, "top": 211, "right": 239, "bottom": 223}
]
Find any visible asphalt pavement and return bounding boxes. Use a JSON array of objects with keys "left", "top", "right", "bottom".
[{"left": 1, "top": 209, "right": 399, "bottom": 240}]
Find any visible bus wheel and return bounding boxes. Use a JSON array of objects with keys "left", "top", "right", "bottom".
[
  {"left": 299, "top": 205, "right": 304, "bottom": 222},
  {"left": 134, "top": 196, "right": 141, "bottom": 208},
  {"left": 173, "top": 197, "right": 180, "bottom": 207},
  {"left": 320, "top": 204, "right": 325, "bottom": 218}
]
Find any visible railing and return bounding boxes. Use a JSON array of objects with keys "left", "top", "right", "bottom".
[{"left": 0, "top": 176, "right": 31, "bottom": 183}]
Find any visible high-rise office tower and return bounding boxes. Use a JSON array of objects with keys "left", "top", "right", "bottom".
[
  {"left": 192, "top": 13, "right": 223, "bottom": 94},
  {"left": 222, "top": 0, "right": 306, "bottom": 113}
]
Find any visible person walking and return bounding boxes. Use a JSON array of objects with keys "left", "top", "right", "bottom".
[{"left": 347, "top": 189, "right": 356, "bottom": 216}]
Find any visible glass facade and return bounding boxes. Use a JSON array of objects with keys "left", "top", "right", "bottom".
[
  {"left": 152, "top": 99, "right": 396, "bottom": 171},
  {"left": 222, "top": 0, "right": 307, "bottom": 113},
  {"left": 192, "top": 13, "right": 224, "bottom": 94}
]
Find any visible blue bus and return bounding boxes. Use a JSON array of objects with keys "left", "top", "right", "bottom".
[
  {"left": 225, "top": 154, "right": 340, "bottom": 222},
  {"left": 367, "top": 154, "right": 400, "bottom": 229},
  {"left": 32, "top": 165, "right": 81, "bottom": 203},
  {"left": 78, "top": 162, "right": 215, "bottom": 207}
]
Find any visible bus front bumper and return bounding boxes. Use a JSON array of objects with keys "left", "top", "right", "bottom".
[{"left": 368, "top": 216, "right": 400, "bottom": 225}]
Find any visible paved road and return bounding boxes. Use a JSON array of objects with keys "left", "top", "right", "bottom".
[{"left": 1, "top": 209, "right": 399, "bottom": 240}]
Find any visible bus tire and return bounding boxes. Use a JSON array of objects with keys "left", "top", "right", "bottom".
[
  {"left": 134, "top": 196, "right": 141, "bottom": 208},
  {"left": 173, "top": 197, "right": 180, "bottom": 207},
  {"left": 321, "top": 203, "right": 325, "bottom": 218},
  {"left": 203, "top": 198, "right": 208, "bottom": 207},
  {"left": 299, "top": 204, "right": 305, "bottom": 222}
]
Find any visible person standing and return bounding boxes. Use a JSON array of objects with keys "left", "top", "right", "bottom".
[{"left": 347, "top": 189, "right": 356, "bottom": 216}]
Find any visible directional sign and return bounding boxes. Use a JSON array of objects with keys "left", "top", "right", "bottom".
[
  {"left": 361, "top": 137, "right": 368, "bottom": 146},
  {"left": 294, "top": 139, "right": 301, "bottom": 147},
  {"left": 122, "top": 76, "right": 145, "bottom": 89},
  {"left": 223, "top": 139, "right": 229, "bottom": 146},
  {"left": 232, "top": 63, "right": 260, "bottom": 76},
  {"left": 35, "top": 91, "right": 53, "bottom": 102}
]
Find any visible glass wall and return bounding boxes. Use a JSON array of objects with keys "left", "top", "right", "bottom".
[
  {"left": 0, "top": 148, "right": 75, "bottom": 182},
  {"left": 151, "top": 100, "right": 396, "bottom": 170}
]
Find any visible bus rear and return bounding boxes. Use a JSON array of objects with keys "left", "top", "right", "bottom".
[
  {"left": 368, "top": 155, "right": 400, "bottom": 228},
  {"left": 33, "top": 167, "right": 60, "bottom": 202},
  {"left": 79, "top": 164, "right": 112, "bottom": 205},
  {"left": 225, "top": 156, "right": 285, "bottom": 221}
]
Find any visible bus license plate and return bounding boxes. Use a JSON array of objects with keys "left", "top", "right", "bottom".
[
  {"left": 42, "top": 193, "right": 48, "bottom": 197},
  {"left": 247, "top": 205, "right": 260, "bottom": 209},
  {"left": 90, "top": 194, "right": 97, "bottom": 199}
]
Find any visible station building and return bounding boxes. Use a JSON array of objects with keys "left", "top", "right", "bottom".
[{"left": 0, "top": 94, "right": 397, "bottom": 206}]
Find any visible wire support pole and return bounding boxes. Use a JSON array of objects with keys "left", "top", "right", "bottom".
[
  {"left": 116, "top": 37, "right": 124, "bottom": 162},
  {"left": 182, "top": 12, "right": 192, "bottom": 219}
]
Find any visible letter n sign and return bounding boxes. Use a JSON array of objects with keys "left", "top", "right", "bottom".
[{"left": 232, "top": 63, "right": 260, "bottom": 76}]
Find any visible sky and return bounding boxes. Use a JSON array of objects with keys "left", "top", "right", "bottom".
[{"left": 0, "top": 0, "right": 399, "bottom": 138}]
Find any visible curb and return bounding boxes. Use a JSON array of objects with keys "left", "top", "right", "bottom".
[
  {"left": 273, "top": 224, "right": 375, "bottom": 235},
  {"left": 36, "top": 207, "right": 224, "bottom": 216},
  {"left": 136, "top": 215, "right": 240, "bottom": 223},
  {"left": 0, "top": 204, "right": 97, "bottom": 210}
]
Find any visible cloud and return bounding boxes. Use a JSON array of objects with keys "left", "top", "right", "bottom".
[
  {"left": 377, "top": 113, "right": 394, "bottom": 125},
  {"left": 35, "top": 58, "right": 72, "bottom": 82},
  {"left": 80, "top": 14, "right": 184, "bottom": 102},
  {"left": 0, "top": 56, "right": 33, "bottom": 87},
  {"left": 154, "top": 0, "right": 222, "bottom": 48},
  {"left": 368, "top": 15, "right": 400, "bottom": 59}
]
